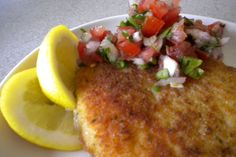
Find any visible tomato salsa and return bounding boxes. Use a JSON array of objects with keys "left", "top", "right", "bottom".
[{"left": 77, "top": 0, "right": 229, "bottom": 90}]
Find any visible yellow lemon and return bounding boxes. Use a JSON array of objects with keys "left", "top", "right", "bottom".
[
  {"left": 37, "top": 25, "right": 79, "bottom": 110},
  {"left": 0, "top": 68, "right": 82, "bottom": 150}
]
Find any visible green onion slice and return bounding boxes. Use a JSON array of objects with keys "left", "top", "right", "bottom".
[
  {"left": 116, "top": 60, "right": 128, "bottom": 69},
  {"left": 151, "top": 85, "right": 161, "bottom": 95},
  {"left": 180, "top": 56, "right": 205, "bottom": 79},
  {"left": 156, "top": 69, "right": 170, "bottom": 80}
]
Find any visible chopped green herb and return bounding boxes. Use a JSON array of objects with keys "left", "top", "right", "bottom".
[
  {"left": 132, "top": 3, "right": 138, "bottom": 12},
  {"left": 122, "top": 31, "right": 130, "bottom": 38},
  {"left": 106, "top": 35, "right": 113, "bottom": 42},
  {"left": 119, "top": 16, "right": 142, "bottom": 30},
  {"left": 158, "top": 27, "right": 172, "bottom": 39},
  {"left": 120, "top": 21, "right": 128, "bottom": 27},
  {"left": 99, "top": 47, "right": 118, "bottom": 63},
  {"left": 116, "top": 60, "right": 128, "bottom": 69},
  {"left": 156, "top": 69, "right": 170, "bottom": 80},
  {"left": 99, "top": 48, "right": 110, "bottom": 62},
  {"left": 180, "top": 56, "right": 205, "bottom": 79},
  {"left": 200, "top": 38, "right": 220, "bottom": 52},
  {"left": 149, "top": 58, "right": 158, "bottom": 65},
  {"left": 127, "top": 17, "right": 140, "bottom": 29},
  {"left": 138, "top": 64, "right": 150, "bottom": 70},
  {"left": 186, "top": 34, "right": 195, "bottom": 44},
  {"left": 80, "top": 28, "right": 87, "bottom": 33},
  {"left": 122, "top": 31, "right": 133, "bottom": 41},
  {"left": 151, "top": 85, "right": 161, "bottom": 95},
  {"left": 183, "top": 17, "right": 194, "bottom": 26},
  {"left": 133, "top": 14, "right": 145, "bottom": 21}
]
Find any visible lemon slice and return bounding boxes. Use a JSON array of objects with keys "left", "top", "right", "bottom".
[
  {"left": 37, "top": 25, "right": 79, "bottom": 110},
  {"left": 0, "top": 68, "right": 82, "bottom": 150}
]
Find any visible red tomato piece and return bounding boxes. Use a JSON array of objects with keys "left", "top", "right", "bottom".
[
  {"left": 117, "top": 40, "right": 141, "bottom": 58},
  {"left": 77, "top": 41, "right": 102, "bottom": 65},
  {"left": 138, "top": 0, "right": 157, "bottom": 13},
  {"left": 90, "top": 26, "right": 110, "bottom": 41},
  {"left": 142, "top": 16, "right": 165, "bottom": 37},
  {"left": 208, "top": 22, "right": 224, "bottom": 37},
  {"left": 167, "top": 41, "right": 197, "bottom": 60},
  {"left": 78, "top": 41, "right": 86, "bottom": 61},
  {"left": 150, "top": 2, "right": 169, "bottom": 19},
  {"left": 195, "top": 49, "right": 209, "bottom": 60},
  {"left": 90, "top": 53, "right": 103, "bottom": 63},
  {"left": 117, "top": 26, "right": 136, "bottom": 43},
  {"left": 163, "top": 7, "right": 180, "bottom": 28},
  {"left": 139, "top": 47, "right": 159, "bottom": 62}
]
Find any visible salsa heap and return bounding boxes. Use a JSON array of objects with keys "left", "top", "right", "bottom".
[{"left": 77, "top": 0, "right": 229, "bottom": 90}]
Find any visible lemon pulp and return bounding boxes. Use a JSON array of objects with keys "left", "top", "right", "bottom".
[{"left": 0, "top": 68, "right": 82, "bottom": 150}]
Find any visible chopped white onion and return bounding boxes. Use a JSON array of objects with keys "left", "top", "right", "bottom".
[
  {"left": 100, "top": 38, "right": 118, "bottom": 54},
  {"left": 220, "top": 37, "right": 230, "bottom": 45},
  {"left": 170, "top": 83, "right": 184, "bottom": 88},
  {"left": 100, "top": 38, "right": 119, "bottom": 62},
  {"left": 152, "top": 39, "right": 163, "bottom": 51},
  {"left": 162, "top": 55, "right": 178, "bottom": 77},
  {"left": 186, "top": 29, "right": 211, "bottom": 41},
  {"left": 145, "top": 11, "right": 153, "bottom": 17},
  {"left": 86, "top": 41, "right": 100, "bottom": 54},
  {"left": 143, "top": 35, "right": 157, "bottom": 47},
  {"left": 133, "top": 31, "right": 143, "bottom": 42},
  {"left": 156, "top": 77, "right": 186, "bottom": 87},
  {"left": 81, "top": 32, "right": 92, "bottom": 43},
  {"left": 186, "top": 29, "right": 216, "bottom": 47},
  {"left": 132, "top": 58, "right": 145, "bottom": 65},
  {"left": 170, "top": 19, "right": 187, "bottom": 43}
]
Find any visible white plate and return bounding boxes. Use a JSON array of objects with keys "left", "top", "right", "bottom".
[{"left": 0, "top": 14, "right": 236, "bottom": 157}]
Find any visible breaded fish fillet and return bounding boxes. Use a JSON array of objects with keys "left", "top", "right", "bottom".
[{"left": 76, "top": 59, "right": 236, "bottom": 157}]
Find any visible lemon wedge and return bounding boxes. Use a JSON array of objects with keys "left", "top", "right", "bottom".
[
  {"left": 0, "top": 68, "right": 82, "bottom": 150},
  {"left": 37, "top": 25, "right": 79, "bottom": 110}
]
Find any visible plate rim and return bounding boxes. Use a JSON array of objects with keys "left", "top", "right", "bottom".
[
  {"left": 1, "top": 13, "right": 236, "bottom": 90},
  {"left": 0, "top": 13, "right": 236, "bottom": 156}
]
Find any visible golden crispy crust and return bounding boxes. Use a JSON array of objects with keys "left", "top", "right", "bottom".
[{"left": 76, "top": 59, "right": 236, "bottom": 157}]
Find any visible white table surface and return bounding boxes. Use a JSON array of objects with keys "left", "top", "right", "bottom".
[{"left": 0, "top": 0, "right": 236, "bottom": 81}]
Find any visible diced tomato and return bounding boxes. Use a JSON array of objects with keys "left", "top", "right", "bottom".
[
  {"left": 117, "top": 26, "right": 136, "bottom": 43},
  {"left": 195, "top": 49, "right": 209, "bottom": 60},
  {"left": 163, "top": 7, "right": 180, "bottom": 28},
  {"left": 90, "top": 26, "right": 110, "bottom": 41},
  {"left": 90, "top": 53, "right": 103, "bottom": 63},
  {"left": 142, "top": 16, "right": 165, "bottom": 37},
  {"left": 167, "top": 41, "right": 197, "bottom": 60},
  {"left": 117, "top": 40, "right": 141, "bottom": 58},
  {"left": 138, "top": 0, "right": 157, "bottom": 13},
  {"left": 150, "top": 2, "right": 169, "bottom": 19},
  {"left": 78, "top": 41, "right": 86, "bottom": 61},
  {"left": 77, "top": 41, "right": 102, "bottom": 65},
  {"left": 208, "top": 22, "right": 225, "bottom": 37},
  {"left": 139, "top": 47, "right": 159, "bottom": 62}
]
